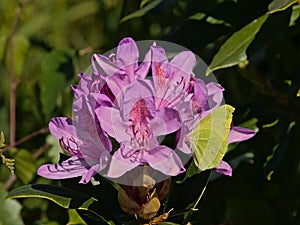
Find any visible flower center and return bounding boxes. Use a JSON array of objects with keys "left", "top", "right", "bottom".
[
  {"left": 59, "top": 137, "right": 82, "bottom": 157},
  {"left": 129, "top": 98, "right": 154, "bottom": 151},
  {"left": 154, "top": 62, "right": 188, "bottom": 109}
]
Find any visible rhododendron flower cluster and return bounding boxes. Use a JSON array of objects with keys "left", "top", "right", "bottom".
[{"left": 37, "top": 37, "right": 255, "bottom": 185}]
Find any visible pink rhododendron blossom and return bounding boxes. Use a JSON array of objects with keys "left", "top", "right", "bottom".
[{"left": 37, "top": 37, "right": 256, "bottom": 184}]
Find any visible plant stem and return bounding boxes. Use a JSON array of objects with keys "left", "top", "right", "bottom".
[
  {"left": 2, "top": 127, "right": 49, "bottom": 153},
  {"left": 238, "top": 64, "right": 300, "bottom": 121},
  {"left": 181, "top": 172, "right": 211, "bottom": 225},
  {"left": 8, "top": 1, "right": 24, "bottom": 147}
]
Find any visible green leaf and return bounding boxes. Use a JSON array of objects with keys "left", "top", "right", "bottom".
[
  {"left": 0, "top": 35, "right": 7, "bottom": 61},
  {"left": 68, "top": 209, "right": 86, "bottom": 225},
  {"left": 206, "top": 14, "right": 268, "bottom": 75},
  {"left": 297, "top": 88, "right": 300, "bottom": 97},
  {"left": 289, "top": 5, "right": 300, "bottom": 26},
  {"left": 6, "top": 184, "right": 92, "bottom": 209},
  {"left": 189, "top": 12, "right": 206, "bottom": 21},
  {"left": 206, "top": 16, "right": 232, "bottom": 27},
  {"left": 0, "top": 185, "right": 23, "bottom": 225},
  {"left": 46, "top": 134, "right": 63, "bottom": 164},
  {"left": 5, "top": 35, "right": 30, "bottom": 77},
  {"left": 262, "top": 119, "right": 279, "bottom": 128},
  {"left": 268, "top": 0, "right": 297, "bottom": 14},
  {"left": 39, "top": 49, "right": 72, "bottom": 121},
  {"left": 120, "top": 0, "right": 163, "bottom": 23},
  {"left": 190, "top": 104, "right": 234, "bottom": 170},
  {"left": 177, "top": 161, "right": 201, "bottom": 184},
  {"left": 238, "top": 117, "right": 259, "bottom": 131},
  {"left": 64, "top": 1, "right": 99, "bottom": 23},
  {"left": 7, "top": 184, "right": 117, "bottom": 224},
  {"left": 14, "top": 149, "right": 37, "bottom": 184},
  {"left": 0, "top": 131, "right": 5, "bottom": 148}
]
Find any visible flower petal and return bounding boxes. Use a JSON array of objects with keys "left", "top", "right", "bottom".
[
  {"left": 228, "top": 126, "right": 256, "bottom": 144},
  {"left": 135, "top": 47, "right": 152, "bottom": 78},
  {"left": 151, "top": 46, "right": 192, "bottom": 109},
  {"left": 151, "top": 45, "right": 168, "bottom": 64},
  {"left": 79, "top": 163, "right": 105, "bottom": 184},
  {"left": 92, "top": 54, "right": 121, "bottom": 77},
  {"left": 105, "top": 145, "right": 140, "bottom": 178},
  {"left": 170, "top": 50, "right": 196, "bottom": 81},
  {"left": 122, "top": 79, "right": 155, "bottom": 122},
  {"left": 105, "top": 72, "right": 130, "bottom": 106},
  {"left": 116, "top": 37, "right": 139, "bottom": 81},
  {"left": 215, "top": 160, "right": 232, "bottom": 176},
  {"left": 192, "top": 79, "right": 209, "bottom": 113},
  {"left": 95, "top": 106, "right": 130, "bottom": 142},
  {"left": 206, "top": 82, "right": 224, "bottom": 109},
  {"left": 144, "top": 146, "right": 185, "bottom": 176},
  {"left": 73, "top": 96, "right": 112, "bottom": 165},
  {"left": 175, "top": 125, "right": 193, "bottom": 155},
  {"left": 49, "top": 117, "right": 75, "bottom": 139},
  {"left": 151, "top": 107, "right": 181, "bottom": 136},
  {"left": 37, "top": 156, "right": 89, "bottom": 180}
]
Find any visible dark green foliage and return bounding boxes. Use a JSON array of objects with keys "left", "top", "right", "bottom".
[{"left": 1, "top": 0, "right": 300, "bottom": 224}]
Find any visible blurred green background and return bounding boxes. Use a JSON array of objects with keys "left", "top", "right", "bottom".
[{"left": 0, "top": 0, "right": 300, "bottom": 224}]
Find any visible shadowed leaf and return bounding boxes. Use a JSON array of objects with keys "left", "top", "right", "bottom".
[{"left": 268, "top": 0, "right": 297, "bottom": 14}]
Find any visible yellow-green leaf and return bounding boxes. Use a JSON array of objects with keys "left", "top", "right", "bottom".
[
  {"left": 189, "top": 105, "right": 234, "bottom": 170},
  {"left": 0, "top": 131, "right": 5, "bottom": 148},
  {"left": 290, "top": 5, "right": 300, "bottom": 26},
  {"left": 68, "top": 209, "right": 87, "bottom": 225}
]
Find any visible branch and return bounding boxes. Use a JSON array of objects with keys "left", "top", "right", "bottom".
[
  {"left": 238, "top": 64, "right": 300, "bottom": 121},
  {"left": 8, "top": 1, "right": 24, "bottom": 147},
  {"left": 2, "top": 127, "right": 49, "bottom": 153}
]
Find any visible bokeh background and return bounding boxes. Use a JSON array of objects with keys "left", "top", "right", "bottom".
[{"left": 0, "top": 0, "right": 300, "bottom": 224}]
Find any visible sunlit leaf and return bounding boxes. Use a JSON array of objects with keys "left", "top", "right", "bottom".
[
  {"left": 189, "top": 12, "right": 206, "bottom": 21},
  {"left": 262, "top": 119, "right": 279, "bottom": 128},
  {"left": 268, "top": 0, "right": 297, "bottom": 14},
  {"left": 206, "top": 16, "right": 232, "bottom": 27},
  {"left": 14, "top": 149, "right": 37, "bottom": 184},
  {"left": 290, "top": 5, "right": 300, "bottom": 26},
  {"left": 190, "top": 105, "right": 234, "bottom": 170},
  {"left": 206, "top": 14, "right": 268, "bottom": 75},
  {"left": 68, "top": 209, "right": 86, "bottom": 225},
  {"left": 0, "top": 185, "right": 23, "bottom": 225},
  {"left": 0, "top": 131, "right": 5, "bottom": 148}
]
